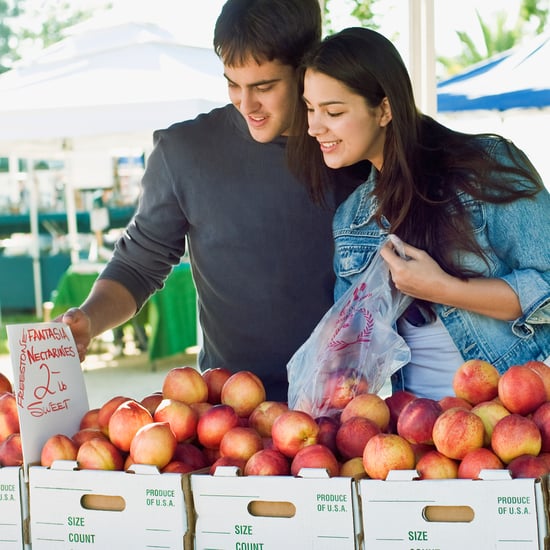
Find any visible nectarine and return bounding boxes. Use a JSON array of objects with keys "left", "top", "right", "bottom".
[
  {"left": 498, "top": 365, "right": 546, "bottom": 415},
  {"left": 196, "top": 404, "right": 240, "bottom": 449},
  {"left": 291, "top": 444, "right": 340, "bottom": 477},
  {"left": 397, "top": 397, "right": 442, "bottom": 445},
  {"left": 162, "top": 366, "right": 208, "bottom": 404},
  {"left": 491, "top": 414, "right": 542, "bottom": 464},
  {"left": 340, "top": 392, "right": 390, "bottom": 430},
  {"left": 271, "top": 410, "right": 319, "bottom": 458},
  {"left": 432, "top": 407, "right": 484, "bottom": 460},
  {"left": 362, "top": 433, "right": 415, "bottom": 480},
  {"left": 221, "top": 370, "right": 266, "bottom": 418},
  {"left": 244, "top": 448, "right": 290, "bottom": 476},
  {"left": 415, "top": 450, "right": 458, "bottom": 480},
  {"left": 452, "top": 359, "right": 500, "bottom": 405}
]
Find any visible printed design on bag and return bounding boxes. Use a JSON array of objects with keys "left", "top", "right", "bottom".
[{"left": 327, "top": 282, "right": 374, "bottom": 351}]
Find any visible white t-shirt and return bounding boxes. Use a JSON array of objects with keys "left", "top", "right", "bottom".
[{"left": 398, "top": 315, "right": 464, "bottom": 400}]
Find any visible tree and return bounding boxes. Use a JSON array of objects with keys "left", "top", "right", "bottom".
[
  {"left": 0, "top": 0, "right": 111, "bottom": 73},
  {"left": 17, "top": 1, "right": 108, "bottom": 49},
  {"left": 0, "top": 0, "right": 23, "bottom": 73},
  {"left": 324, "top": 0, "right": 380, "bottom": 34},
  {"left": 326, "top": 0, "right": 548, "bottom": 78},
  {"left": 438, "top": 0, "right": 548, "bottom": 77}
]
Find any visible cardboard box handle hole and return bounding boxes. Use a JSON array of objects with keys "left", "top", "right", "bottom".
[
  {"left": 247, "top": 500, "right": 296, "bottom": 518},
  {"left": 422, "top": 505, "right": 474, "bottom": 523},
  {"left": 81, "top": 494, "right": 126, "bottom": 512}
]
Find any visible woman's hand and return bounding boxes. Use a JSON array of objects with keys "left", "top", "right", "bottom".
[
  {"left": 381, "top": 238, "right": 453, "bottom": 302},
  {"left": 380, "top": 237, "right": 522, "bottom": 321}
]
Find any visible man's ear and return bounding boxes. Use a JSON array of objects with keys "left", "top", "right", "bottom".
[{"left": 379, "top": 97, "right": 392, "bottom": 127}]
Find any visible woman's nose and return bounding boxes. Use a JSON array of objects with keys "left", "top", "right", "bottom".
[{"left": 307, "top": 113, "right": 323, "bottom": 136}]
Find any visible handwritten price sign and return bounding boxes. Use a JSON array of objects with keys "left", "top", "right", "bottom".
[{"left": 7, "top": 322, "right": 89, "bottom": 471}]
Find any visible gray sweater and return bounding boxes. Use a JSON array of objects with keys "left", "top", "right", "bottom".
[{"left": 101, "top": 105, "right": 362, "bottom": 400}]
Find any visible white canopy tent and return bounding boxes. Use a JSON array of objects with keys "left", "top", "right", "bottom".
[
  {"left": 0, "top": 20, "right": 227, "bottom": 143},
  {"left": 0, "top": 18, "right": 228, "bottom": 315}
]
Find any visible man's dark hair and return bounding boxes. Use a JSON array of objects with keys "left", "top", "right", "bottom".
[{"left": 214, "top": 0, "right": 322, "bottom": 67}]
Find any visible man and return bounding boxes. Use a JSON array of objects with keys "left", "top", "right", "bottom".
[{"left": 59, "top": 0, "right": 364, "bottom": 401}]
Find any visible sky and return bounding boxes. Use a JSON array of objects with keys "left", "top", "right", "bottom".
[
  {"left": 16, "top": 0, "right": 528, "bottom": 66},
  {"left": 101, "top": 0, "right": 524, "bottom": 58},
  {"left": 81, "top": 0, "right": 530, "bottom": 82}
]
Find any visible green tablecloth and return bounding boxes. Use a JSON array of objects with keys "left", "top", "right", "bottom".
[
  {"left": 147, "top": 262, "right": 197, "bottom": 362},
  {"left": 50, "top": 262, "right": 197, "bottom": 362}
]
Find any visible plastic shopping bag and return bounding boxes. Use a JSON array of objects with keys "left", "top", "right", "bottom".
[{"left": 287, "top": 236, "right": 412, "bottom": 418}]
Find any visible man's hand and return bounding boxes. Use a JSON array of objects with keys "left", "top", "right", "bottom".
[{"left": 54, "top": 308, "right": 93, "bottom": 362}]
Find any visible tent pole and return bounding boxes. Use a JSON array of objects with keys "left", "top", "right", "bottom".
[
  {"left": 63, "top": 141, "right": 80, "bottom": 265},
  {"left": 28, "top": 160, "right": 43, "bottom": 318},
  {"left": 409, "top": 0, "right": 436, "bottom": 116}
]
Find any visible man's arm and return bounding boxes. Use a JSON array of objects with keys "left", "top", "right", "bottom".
[{"left": 57, "top": 279, "right": 138, "bottom": 362}]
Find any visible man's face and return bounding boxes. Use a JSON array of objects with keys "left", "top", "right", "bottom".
[{"left": 223, "top": 57, "right": 297, "bottom": 143}]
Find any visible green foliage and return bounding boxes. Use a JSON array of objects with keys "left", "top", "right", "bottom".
[
  {"left": 0, "top": 0, "right": 112, "bottom": 72},
  {"left": 18, "top": 1, "right": 102, "bottom": 49},
  {"left": 0, "top": 0, "right": 23, "bottom": 73},
  {"left": 348, "top": 0, "right": 379, "bottom": 29},
  {"left": 324, "top": 0, "right": 380, "bottom": 34},
  {"left": 326, "top": 0, "right": 548, "bottom": 78},
  {"left": 438, "top": 0, "right": 549, "bottom": 77},
  {"left": 521, "top": 0, "right": 549, "bottom": 32}
]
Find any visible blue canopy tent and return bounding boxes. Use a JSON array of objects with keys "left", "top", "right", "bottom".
[
  {"left": 437, "top": 32, "right": 550, "bottom": 112},
  {"left": 435, "top": 33, "right": 550, "bottom": 190}
]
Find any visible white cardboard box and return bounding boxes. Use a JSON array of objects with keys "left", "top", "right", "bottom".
[
  {"left": 190, "top": 466, "right": 361, "bottom": 550},
  {"left": 0, "top": 466, "right": 29, "bottom": 550},
  {"left": 28, "top": 461, "right": 191, "bottom": 549},
  {"left": 358, "top": 469, "right": 550, "bottom": 549},
  {"left": 6, "top": 322, "right": 92, "bottom": 550}
]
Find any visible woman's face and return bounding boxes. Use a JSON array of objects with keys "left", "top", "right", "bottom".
[{"left": 303, "top": 68, "right": 390, "bottom": 171}]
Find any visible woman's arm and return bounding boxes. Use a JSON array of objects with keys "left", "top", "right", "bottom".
[{"left": 380, "top": 240, "right": 522, "bottom": 321}]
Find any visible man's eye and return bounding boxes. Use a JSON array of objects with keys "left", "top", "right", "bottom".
[{"left": 256, "top": 84, "right": 274, "bottom": 92}]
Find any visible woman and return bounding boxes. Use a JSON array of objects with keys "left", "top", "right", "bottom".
[{"left": 288, "top": 27, "right": 550, "bottom": 400}]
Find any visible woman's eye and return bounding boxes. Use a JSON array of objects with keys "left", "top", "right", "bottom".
[{"left": 328, "top": 111, "right": 343, "bottom": 117}]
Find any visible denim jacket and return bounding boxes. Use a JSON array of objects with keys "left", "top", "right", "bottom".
[{"left": 332, "top": 138, "right": 550, "bottom": 392}]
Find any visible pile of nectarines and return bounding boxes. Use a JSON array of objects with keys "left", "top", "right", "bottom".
[
  {"left": 384, "top": 359, "right": 550, "bottom": 481},
  {"left": 3, "top": 358, "right": 550, "bottom": 483}
]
